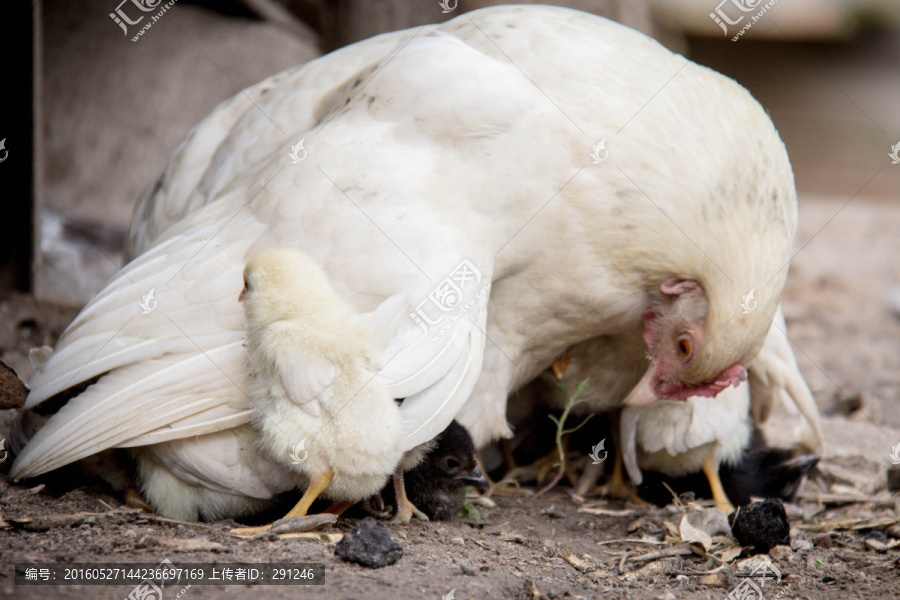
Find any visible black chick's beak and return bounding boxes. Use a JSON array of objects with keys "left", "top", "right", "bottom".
[{"left": 455, "top": 463, "right": 490, "bottom": 493}]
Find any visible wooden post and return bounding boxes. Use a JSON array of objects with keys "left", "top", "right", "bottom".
[
  {"left": 0, "top": 1, "right": 38, "bottom": 294},
  {"left": 321, "top": 0, "right": 447, "bottom": 52}
]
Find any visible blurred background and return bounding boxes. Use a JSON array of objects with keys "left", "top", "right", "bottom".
[
  {"left": 3, "top": 0, "right": 898, "bottom": 306},
  {"left": 0, "top": 0, "right": 898, "bottom": 471}
]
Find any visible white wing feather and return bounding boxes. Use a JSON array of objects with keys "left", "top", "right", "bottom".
[{"left": 748, "top": 306, "right": 824, "bottom": 453}]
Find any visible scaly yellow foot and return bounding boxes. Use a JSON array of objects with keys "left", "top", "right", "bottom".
[
  {"left": 596, "top": 442, "right": 649, "bottom": 507},
  {"left": 701, "top": 455, "right": 735, "bottom": 513},
  {"left": 391, "top": 466, "right": 429, "bottom": 524},
  {"left": 232, "top": 468, "right": 334, "bottom": 536},
  {"left": 124, "top": 488, "right": 154, "bottom": 513}
]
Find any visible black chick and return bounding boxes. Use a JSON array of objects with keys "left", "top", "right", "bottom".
[
  {"left": 383, "top": 420, "right": 489, "bottom": 520},
  {"left": 718, "top": 448, "right": 819, "bottom": 506},
  {"left": 637, "top": 436, "right": 819, "bottom": 508}
]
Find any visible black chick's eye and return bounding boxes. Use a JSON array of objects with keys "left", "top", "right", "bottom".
[{"left": 442, "top": 456, "right": 461, "bottom": 475}]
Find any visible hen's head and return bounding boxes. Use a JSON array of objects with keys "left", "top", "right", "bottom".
[{"left": 625, "top": 274, "right": 780, "bottom": 406}]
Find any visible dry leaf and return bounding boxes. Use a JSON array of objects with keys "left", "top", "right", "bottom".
[
  {"left": 717, "top": 546, "right": 744, "bottom": 563},
  {"left": 680, "top": 514, "right": 713, "bottom": 551}
]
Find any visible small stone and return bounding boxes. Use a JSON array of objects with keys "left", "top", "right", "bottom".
[
  {"left": 334, "top": 517, "right": 402, "bottom": 568},
  {"left": 865, "top": 538, "right": 888, "bottom": 552},
  {"left": 791, "top": 536, "right": 814, "bottom": 552},
  {"left": 133, "top": 534, "right": 159, "bottom": 549},
  {"left": 450, "top": 536, "right": 465, "bottom": 546},
  {"left": 886, "top": 465, "right": 900, "bottom": 492},
  {"left": 458, "top": 561, "right": 475, "bottom": 575},
  {"left": 699, "top": 569, "right": 736, "bottom": 588},
  {"left": 834, "top": 392, "right": 864, "bottom": 415},
  {"left": 729, "top": 499, "right": 790, "bottom": 555}
]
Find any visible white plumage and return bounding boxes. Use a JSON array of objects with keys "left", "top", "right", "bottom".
[
  {"left": 620, "top": 381, "right": 752, "bottom": 485},
  {"left": 12, "top": 5, "right": 801, "bottom": 519}
]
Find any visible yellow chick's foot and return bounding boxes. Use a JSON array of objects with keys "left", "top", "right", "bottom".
[
  {"left": 124, "top": 488, "right": 155, "bottom": 513},
  {"left": 595, "top": 449, "right": 649, "bottom": 507},
  {"left": 324, "top": 501, "right": 354, "bottom": 517},
  {"left": 390, "top": 467, "right": 430, "bottom": 524},
  {"left": 701, "top": 455, "right": 735, "bottom": 514},
  {"left": 232, "top": 468, "right": 334, "bottom": 536}
]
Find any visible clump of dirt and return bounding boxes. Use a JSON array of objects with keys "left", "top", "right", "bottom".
[
  {"left": 729, "top": 499, "right": 790, "bottom": 555},
  {"left": 334, "top": 517, "right": 403, "bottom": 568}
]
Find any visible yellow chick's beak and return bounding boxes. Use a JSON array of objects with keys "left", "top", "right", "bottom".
[{"left": 238, "top": 287, "right": 246, "bottom": 302}]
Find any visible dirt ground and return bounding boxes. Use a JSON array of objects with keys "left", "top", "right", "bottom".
[{"left": 1, "top": 192, "right": 899, "bottom": 599}]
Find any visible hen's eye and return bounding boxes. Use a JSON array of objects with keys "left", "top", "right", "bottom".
[{"left": 677, "top": 336, "right": 692, "bottom": 357}]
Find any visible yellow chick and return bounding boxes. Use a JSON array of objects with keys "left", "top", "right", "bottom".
[{"left": 237, "top": 247, "right": 404, "bottom": 532}]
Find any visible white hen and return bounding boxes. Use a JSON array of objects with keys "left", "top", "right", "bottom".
[{"left": 12, "top": 6, "right": 799, "bottom": 520}]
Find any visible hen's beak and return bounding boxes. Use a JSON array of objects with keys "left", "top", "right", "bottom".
[
  {"left": 455, "top": 463, "right": 490, "bottom": 493},
  {"left": 623, "top": 362, "right": 662, "bottom": 407},
  {"left": 238, "top": 287, "right": 246, "bottom": 302}
]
